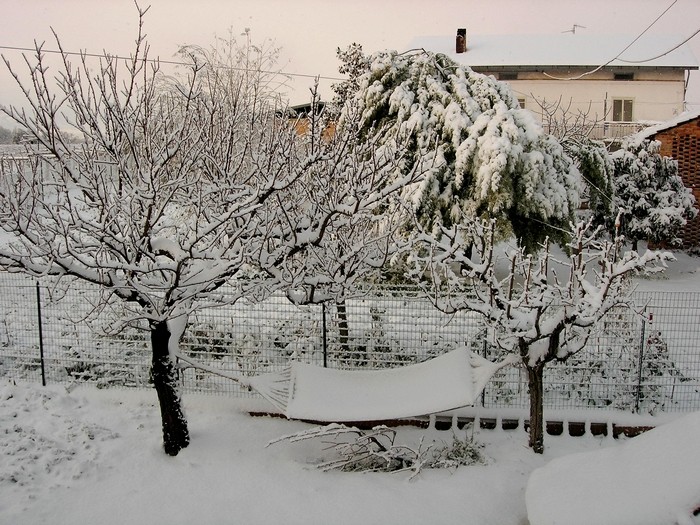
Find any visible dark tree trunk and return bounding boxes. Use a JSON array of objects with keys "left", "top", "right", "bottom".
[
  {"left": 527, "top": 362, "right": 545, "bottom": 454},
  {"left": 150, "top": 320, "right": 190, "bottom": 456}
]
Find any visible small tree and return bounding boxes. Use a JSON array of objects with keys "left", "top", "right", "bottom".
[
  {"left": 262, "top": 48, "right": 432, "bottom": 360},
  {"left": 408, "top": 217, "right": 670, "bottom": 453},
  {"left": 612, "top": 138, "right": 696, "bottom": 250}
]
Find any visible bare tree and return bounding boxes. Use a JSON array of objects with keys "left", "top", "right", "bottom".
[
  {"left": 0, "top": 9, "right": 328, "bottom": 455},
  {"left": 0, "top": 10, "right": 427, "bottom": 455},
  {"left": 258, "top": 88, "right": 427, "bottom": 360},
  {"left": 408, "top": 216, "right": 670, "bottom": 453},
  {"left": 533, "top": 96, "right": 603, "bottom": 146}
]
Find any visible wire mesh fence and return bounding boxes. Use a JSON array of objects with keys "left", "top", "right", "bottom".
[{"left": 1, "top": 272, "right": 699, "bottom": 414}]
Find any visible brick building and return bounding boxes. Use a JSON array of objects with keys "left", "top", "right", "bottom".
[{"left": 640, "top": 110, "right": 700, "bottom": 247}]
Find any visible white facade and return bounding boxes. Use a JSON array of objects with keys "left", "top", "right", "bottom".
[{"left": 409, "top": 33, "right": 698, "bottom": 139}]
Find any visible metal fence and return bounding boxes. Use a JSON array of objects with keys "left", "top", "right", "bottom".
[{"left": 1, "top": 272, "right": 699, "bottom": 415}]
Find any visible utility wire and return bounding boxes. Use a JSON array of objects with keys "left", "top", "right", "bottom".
[
  {"left": 0, "top": 44, "right": 346, "bottom": 82},
  {"left": 618, "top": 27, "right": 700, "bottom": 64},
  {"left": 543, "top": 0, "right": 679, "bottom": 81}
]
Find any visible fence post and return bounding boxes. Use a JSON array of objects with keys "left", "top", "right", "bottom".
[
  {"left": 481, "top": 330, "right": 487, "bottom": 407},
  {"left": 322, "top": 302, "right": 328, "bottom": 368},
  {"left": 634, "top": 309, "right": 648, "bottom": 413},
  {"left": 36, "top": 281, "right": 46, "bottom": 386}
]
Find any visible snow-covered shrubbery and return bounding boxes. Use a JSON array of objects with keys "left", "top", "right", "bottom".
[
  {"left": 269, "top": 423, "right": 488, "bottom": 478},
  {"left": 611, "top": 138, "right": 697, "bottom": 250}
]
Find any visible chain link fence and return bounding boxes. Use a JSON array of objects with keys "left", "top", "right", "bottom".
[{"left": 1, "top": 272, "right": 699, "bottom": 414}]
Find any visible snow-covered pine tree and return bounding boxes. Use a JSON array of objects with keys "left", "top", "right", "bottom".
[
  {"left": 346, "top": 50, "right": 581, "bottom": 252},
  {"left": 571, "top": 140, "right": 615, "bottom": 228},
  {"left": 330, "top": 43, "right": 370, "bottom": 113},
  {"left": 612, "top": 138, "right": 697, "bottom": 250}
]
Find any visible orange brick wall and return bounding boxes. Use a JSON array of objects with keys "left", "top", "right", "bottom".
[{"left": 651, "top": 117, "right": 700, "bottom": 247}]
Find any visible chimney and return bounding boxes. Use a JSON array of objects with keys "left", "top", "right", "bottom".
[{"left": 456, "top": 28, "right": 467, "bottom": 53}]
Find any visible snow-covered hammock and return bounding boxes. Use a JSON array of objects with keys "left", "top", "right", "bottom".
[{"left": 178, "top": 347, "right": 518, "bottom": 422}]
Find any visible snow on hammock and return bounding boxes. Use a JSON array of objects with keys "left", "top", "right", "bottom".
[{"left": 179, "top": 347, "right": 518, "bottom": 422}]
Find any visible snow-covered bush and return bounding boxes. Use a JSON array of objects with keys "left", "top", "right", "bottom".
[
  {"left": 270, "top": 424, "right": 487, "bottom": 478},
  {"left": 612, "top": 138, "right": 696, "bottom": 249},
  {"left": 429, "top": 433, "right": 488, "bottom": 470}
]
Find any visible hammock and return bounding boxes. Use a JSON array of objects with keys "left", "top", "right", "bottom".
[{"left": 179, "top": 347, "right": 517, "bottom": 422}]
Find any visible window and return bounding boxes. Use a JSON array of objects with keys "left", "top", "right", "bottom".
[
  {"left": 499, "top": 72, "right": 518, "bottom": 81},
  {"left": 614, "top": 72, "right": 634, "bottom": 81},
  {"left": 612, "top": 99, "right": 633, "bottom": 122},
  {"left": 517, "top": 98, "right": 526, "bottom": 109}
]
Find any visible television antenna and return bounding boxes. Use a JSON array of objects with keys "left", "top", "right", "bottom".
[{"left": 562, "top": 24, "right": 586, "bottom": 34}]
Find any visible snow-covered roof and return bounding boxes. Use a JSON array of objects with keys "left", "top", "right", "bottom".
[
  {"left": 636, "top": 109, "right": 700, "bottom": 139},
  {"left": 407, "top": 33, "right": 699, "bottom": 70}
]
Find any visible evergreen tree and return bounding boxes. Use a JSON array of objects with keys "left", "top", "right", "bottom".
[
  {"left": 330, "top": 43, "right": 369, "bottom": 114},
  {"left": 346, "top": 50, "right": 581, "bottom": 251},
  {"left": 566, "top": 139, "right": 615, "bottom": 228},
  {"left": 612, "top": 138, "right": 696, "bottom": 250}
]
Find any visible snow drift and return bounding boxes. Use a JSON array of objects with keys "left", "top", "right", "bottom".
[{"left": 526, "top": 410, "right": 700, "bottom": 525}]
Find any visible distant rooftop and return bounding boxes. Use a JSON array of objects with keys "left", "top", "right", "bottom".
[{"left": 407, "top": 33, "right": 699, "bottom": 70}]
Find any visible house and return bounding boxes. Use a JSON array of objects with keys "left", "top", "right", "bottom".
[
  {"left": 638, "top": 110, "right": 700, "bottom": 246},
  {"left": 285, "top": 102, "right": 336, "bottom": 140},
  {"left": 409, "top": 30, "right": 698, "bottom": 140}
]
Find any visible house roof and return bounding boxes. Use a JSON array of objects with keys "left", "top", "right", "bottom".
[
  {"left": 407, "top": 33, "right": 699, "bottom": 70},
  {"left": 636, "top": 109, "right": 700, "bottom": 139}
]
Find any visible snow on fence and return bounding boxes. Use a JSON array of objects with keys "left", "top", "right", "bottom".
[{"left": 0, "top": 272, "right": 699, "bottom": 415}]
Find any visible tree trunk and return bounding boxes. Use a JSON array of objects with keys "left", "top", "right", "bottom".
[
  {"left": 150, "top": 320, "right": 190, "bottom": 456},
  {"left": 527, "top": 362, "right": 545, "bottom": 454}
]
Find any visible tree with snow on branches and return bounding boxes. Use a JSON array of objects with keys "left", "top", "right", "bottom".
[
  {"left": 612, "top": 138, "right": 696, "bottom": 250},
  {"left": 346, "top": 49, "right": 582, "bottom": 252},
  {"left": 408, "top": 216, "right": 672, "bottom": 453},
  {"left": 0, "top": 11, "right": 422, "bottom": 456}
]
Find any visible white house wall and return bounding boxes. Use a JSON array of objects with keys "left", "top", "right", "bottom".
[{"left": 507, "top": 78, "right": 686, "bottom": 123}]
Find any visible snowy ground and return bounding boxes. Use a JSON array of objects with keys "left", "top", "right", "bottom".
[
  {"left": 2, "top": 251, "right": 700, "bottom": 524},
  {"left": 0, "top": 381, "right": 629, "bottom": 525},
  {"left": 2, "top": 380, "right": 698, "bottom": 525}
]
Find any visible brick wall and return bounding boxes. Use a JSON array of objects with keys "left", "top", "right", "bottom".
[{"left": 651, "top": 117, "right": 700, "bottom": 247}]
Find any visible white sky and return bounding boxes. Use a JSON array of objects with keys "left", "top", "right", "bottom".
[{"left": 1, "top": 0, "right": 699, "bottom": 126}]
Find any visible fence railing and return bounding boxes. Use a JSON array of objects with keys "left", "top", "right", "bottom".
[
  {"left": 1, "top": 273, "right": 699, "bottom": 415},
  {"left": 540, "top": 121, "right": 650, "bottom": 142}
]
